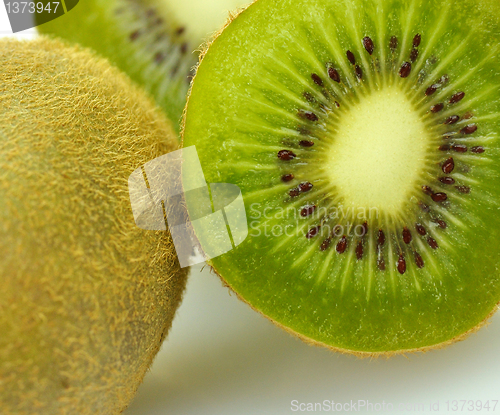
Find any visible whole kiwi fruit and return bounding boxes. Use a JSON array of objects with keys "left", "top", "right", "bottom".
[
  {"left": 182, "top": 0, "right": 500, "bottom": 356},
  {"left": 0, "top": 37, "right": 187, "bottom": 414},
  {"left": 36, "top": 0, "right": 251, "bottom": 131}
]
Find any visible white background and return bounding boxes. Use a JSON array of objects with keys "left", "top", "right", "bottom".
[{"left": 2, "top": 6, "right": 500, "bottom": 415}]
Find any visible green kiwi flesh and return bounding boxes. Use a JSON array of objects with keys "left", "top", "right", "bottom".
[
  {"left": 36, "top": 0, "right": 250, "bottom": 131},
  {"left": 182, "top": 0, "right": 500, "bottom": 354},
  {"left": 0, "top": 37, "right": 187, "bottom": 414}
]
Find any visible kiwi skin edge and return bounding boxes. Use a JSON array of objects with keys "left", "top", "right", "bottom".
[
  {"left": 182, "top": 1, "right": 500, "bottom": 358},
  {"left": 0, "top": 37, "right": 188, "bottom": 413}
]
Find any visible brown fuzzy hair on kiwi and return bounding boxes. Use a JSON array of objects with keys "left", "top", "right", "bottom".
[{"left": 0, "top": 36, "right": 188, "bottom": 414}]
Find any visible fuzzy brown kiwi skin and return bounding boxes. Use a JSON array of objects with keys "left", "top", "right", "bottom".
[
  {"left": 181, "top": 1, "right": 500, "bottom": 358},
  {"left": 0, "top": 37, "right": 188, "bottom": 414}
]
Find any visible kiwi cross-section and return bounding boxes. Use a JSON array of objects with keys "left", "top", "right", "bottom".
[
  {"left": 182, "top": 0, "right": 500, "bottom": 355},
  {"left": 36, "top": 0, "right": 250, "bottom": 131}
]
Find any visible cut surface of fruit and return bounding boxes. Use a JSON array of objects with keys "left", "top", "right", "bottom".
[
  {"left": 37, "top": 0, "right": 251, "bottom": 130},
  {"left": 182, "top": 0, "right": 500, "bottom": 354}
]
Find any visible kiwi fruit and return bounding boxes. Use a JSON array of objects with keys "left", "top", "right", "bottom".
[
  {"left": 0, "top": 37, "right": 187, "bottom": 414},
  {"left": 36, "top": 0, "right": 251, "bottom": 131},
  {"left": 182, "top": 0, "right": 500, "bottom": 355}
]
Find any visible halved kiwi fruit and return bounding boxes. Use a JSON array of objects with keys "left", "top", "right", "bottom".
[
  {"left": 36, "top": 0, "right": 250, "bottom": 130},
  {"left": 182, "top": 0, "right": 500, "bottom": 355}
]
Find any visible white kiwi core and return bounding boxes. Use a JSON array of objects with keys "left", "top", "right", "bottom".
[{"left": 323, "top": 86, "right": 432, "bottom": 214}]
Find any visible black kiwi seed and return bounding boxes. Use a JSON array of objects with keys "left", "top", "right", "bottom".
[
  {"left": 355, "top": 65, "right": 363, "bottom": 79},
  {"left": 410, "top": 48, "right": 419, "bottom": 62},
  {"left": 452, "top": 144, "right": 467, "bottom": 153},
  {"left": 130, "top": 30, "right": 141, "bottom": 41},
  {"left": 378, "top": 229, "right": 385, "bottom": 246},
  {"left": 328, "top": 67, "right": 341, "bottom": 83},
  {"left": 439, "top": 176, "right": 455, "bottom": 185},
  {"left": 431, "top": 192, "right": 448, "bottom": 202},
  {"left": 320, "top": 238, "right": 331, "bottom": 251},
  {"left": 403, "top": 227, "right": 412, "bottom": 244},
  {"left": 297, "top": 126, "right": 310, "bottom": 135},
  {"left": 425, "top": 84, "right": 439, "bottom": 96},
  {"left": 332, "top": 225, "right": 342, "bottom": 236},
  {"left": 419, "top": 202, "right": 430, "bottom": 212},
  {"left": 306, "top": 226, "right": 321, "bottom": 239},
  {"left": 289, "top": 188, "right": 300, "bottom": 197},
  {"left": 413, "top": 33, "right": 422, "bottom": 47},
  {"left": 311, "top": 73, "right": 324, "bottom": 86},
  {"left": 278, "top": 150, "right": 296, "bottom": 160},
  {"left": 299, "top": 182, "right": 313, "bottom": 192},
  {"left": 439, "top": 74, "right": 450, "bottom": 85},
  {"left": 428, "top": 56, "right": 438, "bottom": 64},
  {"left": 346, "top": 50, "right": 356, "bottom": 65},
  {"left": 303, "top": 92, "right": 316, "bottom": 103},
  {"left": 363, "top": 36, "right": 375, "bottom": 55},
  {"left": 336, "top": 236, "right": 348, "bottom": 253},
  {"left": 299, "top": 140, "right": 315, "bottom": 147},
  {"left": 378, "top": 257, "right": 386, "bottom": 271},
  {"left": 361, "top": 222, "right": 368, "bottom": 237},
  {"left": 460, "top": 124, "right": 477, "bottom": 134},
  {"left": 298, "top": 110, "right": 319, "bottom": 122},
  {"left": 414, "top": 252, "right": 424, "bottom": 269},
  {"left": 439, "top": 144, "right": 451, "bottom": 151},
  {"left": 471, "top": 146, "right": 485, "bottom": 153},
  {"left": 442, "top": 157, "right": 455, "bottom": 174},
  {"left": 456, "top": 185, "right": 471, "bottom": 194},
  {"left": 436, "top": 219, "right": 447, "bottom": 229},
  {"left": 301, "top": 205, "right": 317, "bottom": 217},
  {"left": 154, "top": 52, "right": 165, "bottom": 64},
  {"left": 153, "top": 17, "right": 163, "bottom": 26},
  {"left": 281, "top": 173, "right": 294, "bottom": 182},
  {"left": 431, "top": 103, "right": 444, "bottom": 113},
  {"left": 397, "top": 254, "right": 406, "bottom": 275},
  {"left": 444, "top": 115, "right": 460, "bottom": 124},
  {"left": 389, "top": 36, "right": 398, "bottom": 52},
  {"left": 399, "top": 62, "right": 412, "bottom": 78},
  {"left": 427, "top": 237, "right": 439, "bottom": 249},
  {"left": 422, "top": 185, "right": 434, "bottom": 195},
  {"left": 449, "top": 91, "right": 465, "bottom": 104},
  {"left": 415, "top": 224, "right": 427, "bottom": 235},
  {"left": 356, "top": 241, "right": 364, "bottom": 260}
]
